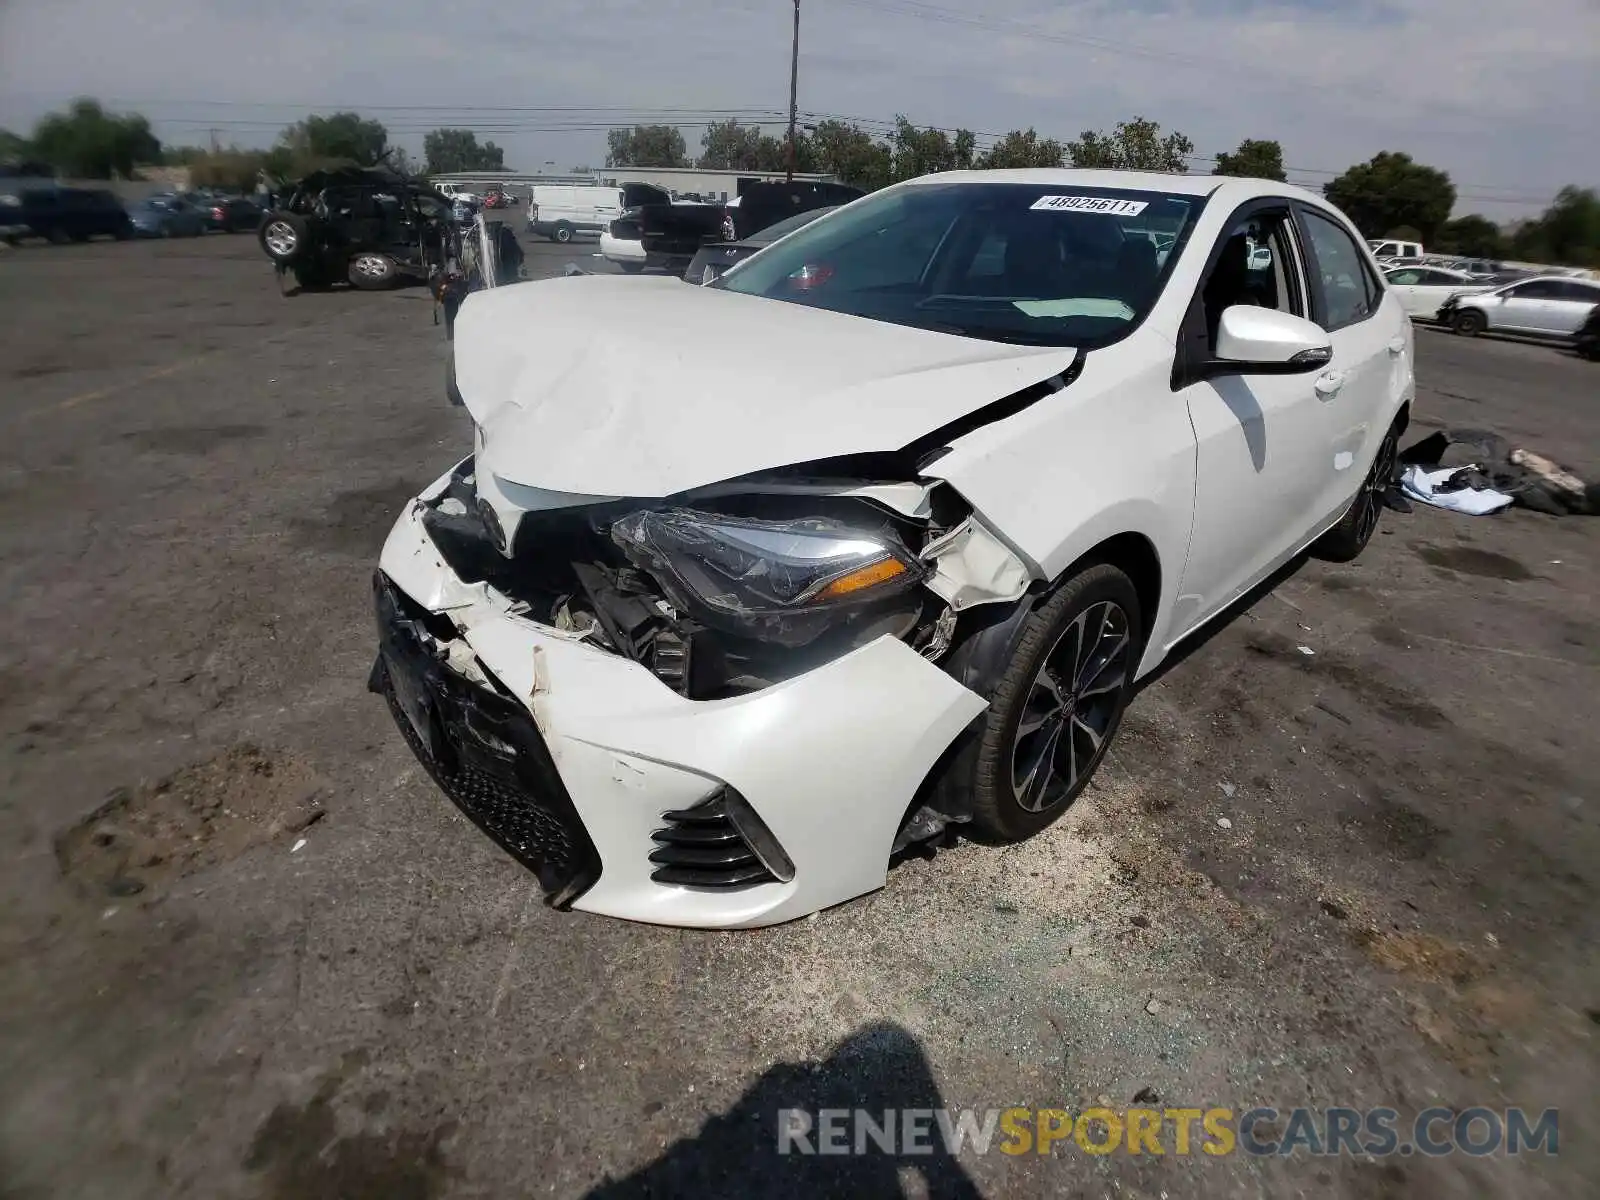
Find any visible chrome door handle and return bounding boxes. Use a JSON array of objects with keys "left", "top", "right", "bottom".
[{"left": 1314, "top": 371, "right": 1346, "bottom": 398}]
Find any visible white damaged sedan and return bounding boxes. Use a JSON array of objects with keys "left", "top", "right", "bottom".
[{"left": 372, "top": 169, "right": 1413, "bottom": 927}]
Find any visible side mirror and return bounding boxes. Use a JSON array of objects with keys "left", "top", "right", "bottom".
[{"left": 1205, "top": 306, "right": 1332, "bottom": 377}]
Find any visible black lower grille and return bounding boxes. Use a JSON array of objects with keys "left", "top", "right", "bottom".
[
  {"left": 649, "top": 790, "right": 778, "bottom": 889},
  {"left": 371, "top": 572, "right": 602, "bottom": 907}
]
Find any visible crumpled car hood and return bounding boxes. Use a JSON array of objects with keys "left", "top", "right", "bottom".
[{"left": 453, "top": 274, "right": 1077, "bottom": 497}]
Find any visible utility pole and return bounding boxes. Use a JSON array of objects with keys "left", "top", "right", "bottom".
[{"left": 786, "top": 0, "right": 800, "bottom": 182}]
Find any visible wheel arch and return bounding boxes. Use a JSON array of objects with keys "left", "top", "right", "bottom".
[{"left": 1051, "top": 531, "right": 1163, "bottom": 654}]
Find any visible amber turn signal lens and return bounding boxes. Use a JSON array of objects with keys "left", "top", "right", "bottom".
[{"left": 812, "top": 556, "right": 906, "bottom": 601}]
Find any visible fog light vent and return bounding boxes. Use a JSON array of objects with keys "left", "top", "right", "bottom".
[{"left": 648, "top": 786, "right": 793, "bottom": 889}]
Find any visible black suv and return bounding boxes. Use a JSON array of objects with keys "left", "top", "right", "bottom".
[
  {"left": 256, "top": 167, "right": 454, "bottom": 290},
  {"left": 1, "top": 178, "right": 132, "bottom": 244}
]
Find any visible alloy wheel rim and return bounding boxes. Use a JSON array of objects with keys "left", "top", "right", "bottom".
[
  {"left": 264, "top": 222, "right": 296, "bottom": 255},
  {"left": 355, "top": 254, "right": 387, "bottom": 277},
  {"left": 1011, "top": 600, "right": 1132, "bottom": 813},
  {"left": 1355, "top": 433, "right": 1397, "bottom": 545}
]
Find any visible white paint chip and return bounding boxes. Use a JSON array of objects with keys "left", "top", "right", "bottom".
[
  {"left": 1297, "top": 645, "right": 1316, "bottom": 656},
  {"left": 291, "top": 838, "right": 307, "bottom": 853}
]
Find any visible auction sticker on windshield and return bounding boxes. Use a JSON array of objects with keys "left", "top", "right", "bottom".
[{"left": 1029, "top": 195, "right": 1149, "bottom": 216}]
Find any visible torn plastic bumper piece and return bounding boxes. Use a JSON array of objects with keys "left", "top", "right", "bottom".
[{"left": 370, "top": 570, "right": 603, "bottom": 908}]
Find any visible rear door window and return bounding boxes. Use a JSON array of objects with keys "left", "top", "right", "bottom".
[{"left": 1300, "top": 209, "right": 1381, "bottom": 331}]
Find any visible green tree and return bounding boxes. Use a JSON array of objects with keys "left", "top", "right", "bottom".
[
  {"left": 1068, "top": 117, "right": 1193, "bottom": 173},
  {"left": 188, "top": 149, "right": 270, "bottom": 193},
  {"left": 889, "top": 115, "right": 976, "bottom": 181},
  {"left": 423, "top": 129, "right": 505, "bottom": 175},
  {"left": 1212, "top": 138, "right": 1286, "bottom": 182},
  {"left": 1322, "top": 151, "right": 1455, "bottom": 243},
  {"left": 976, "top": 128, "right": 1064, "bottom": 170},
  {"left": 1433, "top": 215, "right": 1505, "bottom": 258},
  {"left": 698, "top": 120, "right": 765, "bottom": 170},
  {"left": 605, "top": 125, "right": 689, "bottom": 168},
  {"left": 696, "top": 120, "right": 801, "bottom": 172},
  {"left": 29, "top": 98, "right": 161, "bottom": 178},
  {"left": 0, "top": 128, "right": 27, "bottom": 160},
  {"left": 1508, "top": 186, "right": 1600, "bottom": 268},
  {"left": 278, "top": 112, "right": 390, "bottom": 168},
  {"left": 809, "top": 119, "right": 892, "bottom": 190}
]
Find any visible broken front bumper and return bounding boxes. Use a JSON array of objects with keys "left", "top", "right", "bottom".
[{"left": 373, "top": 487, "right": 988, "bottom": 928}]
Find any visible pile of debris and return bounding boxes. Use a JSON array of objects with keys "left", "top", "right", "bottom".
[{"left": 1396, "top": 428, "right": 1599, "bottom": 517}]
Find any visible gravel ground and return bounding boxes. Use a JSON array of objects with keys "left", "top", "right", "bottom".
[{"left": 1, "top": 229, "right": 1596, "bottom": 1199}]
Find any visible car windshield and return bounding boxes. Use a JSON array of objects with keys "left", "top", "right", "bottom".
[
  {"left": 745, "top": 206, "right": 837, "bottom": 247},
  {"left": 716, "top": 181, "right": 1204, "bottom": 346}
]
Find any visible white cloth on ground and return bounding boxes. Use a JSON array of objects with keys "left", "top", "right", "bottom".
[{"left": 1400, "top": 464, "right": 1514, "bottom": 516}]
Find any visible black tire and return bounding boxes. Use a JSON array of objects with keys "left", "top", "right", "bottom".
[
  {"left": 1312, "top": 420, "right": 1401, "bottom": 563},
  {"left": 113, "top": 223, "right": 132, "bottom": 241},
  {"left": 445, "top": 353, "right": 464, "bottom": 407},
  {"left": 1452, "top": 308, "right": 1486, "bottom": 337},
  {"left": 348, "top": 252, "right": 399, "bottom": 290},
  {"left": 941, "top": 563, "right": 1142, "bottom": 843},
  {"left": 258, "top": 211, "right": 309, "bottom": 264},
  {"left": 47, "top": 227, "right": 72, "bottom": 245},
  {"left": 552, "top": 222, "right": 574, "bottom": 244},
  {"left": 619, "top": 261, "right": 645, "bottom": 274}
]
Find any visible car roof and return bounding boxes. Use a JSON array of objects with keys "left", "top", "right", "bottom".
[{"left": 907, "top": 168, "right": 1327, "bottom": 203}]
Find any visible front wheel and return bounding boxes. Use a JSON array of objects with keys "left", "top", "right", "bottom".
[
  {"left": 552, "top": 222, "right": 574, "bottom": 244},
  {"left": 1452, "top": 309, "right": 1486, "bottom": 337},
  {"left": 946, "top": 564, "right": 1142, "bottom": 843},
  {"left": 1312, "top": 421, "right": 1401, "bottom": 563}
]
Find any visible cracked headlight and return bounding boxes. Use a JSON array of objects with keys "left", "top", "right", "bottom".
[{"left": 610, "top": 508, "right": 924, "bottom": 646}]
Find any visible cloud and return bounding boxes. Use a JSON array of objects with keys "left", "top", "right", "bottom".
[{"left": 0, "top": 0, "right": 1593, "bottom": 216}]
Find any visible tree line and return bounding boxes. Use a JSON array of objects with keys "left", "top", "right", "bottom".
[{"left": 4, "top": 97, "right": 1596, "bottom": 268}]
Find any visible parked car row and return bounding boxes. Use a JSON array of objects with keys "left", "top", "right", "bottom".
[
  {"left": 1382, "top": 259, "right": 1600, "bottom": 358},
  {"left": 1, "top": 180, "right": 264, "bottom": 244}
]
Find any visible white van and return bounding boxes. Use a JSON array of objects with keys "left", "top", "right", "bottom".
[
  {"left": 527, "top": 185, "right": 626, "bottom": 243},
  {"left": 528, "top": 182, "right": 676, "bottom": 243}
]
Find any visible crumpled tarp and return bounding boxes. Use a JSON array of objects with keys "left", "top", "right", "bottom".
[
  {"left": 1401, "top": 464, "right": 1514, "bottom": 515},
  {"left": 1398, "top": 428, "right": 1599, "bottom": 516}
]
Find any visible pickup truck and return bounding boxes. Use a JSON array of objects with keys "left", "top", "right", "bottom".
[{"left": 623, "top": 180, "right": 864, "bottom": 276}]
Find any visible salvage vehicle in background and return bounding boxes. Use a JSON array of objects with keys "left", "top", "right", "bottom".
[
  {"left": 128, "top": 194, "right": 208, "bottom": 238},
  {"left": 598, "top": 184, "right": 723, "bottom": 271},
  {"left": 1383, "top": 264, "right": 1492, "bottom": 321},
  {"left": 632, "top": 180, "right": 865, "bottom": 275},
  {"left": 203, "top": 195, "right": 263, "bottom": 233},
  {"left": 1368, "top": 237, "right": 1423, "bottom": 263},
  {"left": 371, "top": 170, "right": 1413, "bottom": 928},
  {"left": 257, "top": 167, "right": 454, "bottom": 290},
  {"left": 1439, "top": 275, "right": 1600, "bottom": 339},
  {"left": 682, "top": 204, "right": 839, "bottom": 285}
]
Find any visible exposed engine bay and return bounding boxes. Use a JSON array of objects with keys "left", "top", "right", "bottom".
[{"left": 415, "top": 455, "right": 1029, "bottom": 702}]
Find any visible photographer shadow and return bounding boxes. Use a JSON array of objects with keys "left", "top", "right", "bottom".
[{"left": 583, "top": 1022, "right": 985, "bottom": 1199}]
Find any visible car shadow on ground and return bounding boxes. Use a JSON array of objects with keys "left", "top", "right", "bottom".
[{"left": 581, "top": 1023, "right": 984, "bottom": 1200}]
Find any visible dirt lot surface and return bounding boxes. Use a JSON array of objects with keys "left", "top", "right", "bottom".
[{"left": 1, "top": 231, "right": 1596, "bottom": 1199}]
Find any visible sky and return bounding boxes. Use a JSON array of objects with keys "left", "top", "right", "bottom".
[{"left": 1, "top": 0, "right": 1596, "bottom": 220}]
